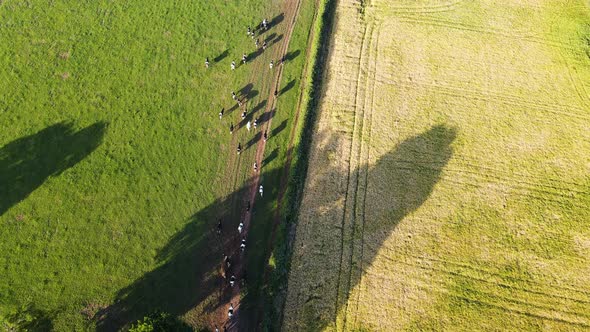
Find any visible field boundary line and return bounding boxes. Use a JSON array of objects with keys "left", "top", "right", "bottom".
[{"left": 278, "top": 0, "right": 346, "bottom": 328}]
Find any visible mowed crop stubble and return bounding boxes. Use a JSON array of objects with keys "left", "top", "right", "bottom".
[{"left": 284, "top": 0, "right": 590, "bottom": 331}]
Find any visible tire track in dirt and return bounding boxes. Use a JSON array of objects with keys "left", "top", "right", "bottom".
[
  {"left": 340, "top": 21, "right": 376, "bottom": 330},
  {"left": 389, "top": 162, "right": 588, "bottom": 200},
  {"left": 351, "top": 20, "right": 381, "bottom": 330},
  {"left": 378, "top": 15, "right": 577, "bottom": 52},
  {"left": 376, "top": 79, "right": 590, "bottom": 122},
  {"left": 333, "top": 20, "right": 369, "bottom": 329},
  {"left": 441, "top": 179, "right": 589, "bottom": 209},
  {"left": 372, "top": 0, "right": 465, "bottom": 15},
  {"left": 386, "top": 157, "right": 589, "bottom": 196},
  {"left": 244, "top": 0, "right": 308, "bottom": 328},
  {"left": 549, "top": 8, "right": 590, "bottom": 111},
  {"left": 365, "top": 253, "right": 590, "bottom": 327},
  {"left": 398, "top": 254, "right": 590, "bottom": 300},
  {"left": 556, "top": 41, "right": 590, "bottom": 112},
  {"left": 374, "top": 72, "right": 588, "bottom": 118}
]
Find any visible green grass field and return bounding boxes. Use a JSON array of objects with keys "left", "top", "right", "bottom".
[
  {"left": 0, "top": 0, "right": 318, "bottom": 330},
  {"left": 285, "top": 0, "right": 590, "bottom": 331}
]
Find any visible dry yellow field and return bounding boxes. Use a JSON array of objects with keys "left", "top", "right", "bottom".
[{"left": 284, "top": 0, "right": 590, "bottom": 331}]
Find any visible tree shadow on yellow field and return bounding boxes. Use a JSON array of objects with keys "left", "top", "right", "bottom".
[
  {"left": 0, "top": 122, "right": 107, "bottom": 217},
  {"left": 285, "top": 124, "right": 456, "bottom": 330}
]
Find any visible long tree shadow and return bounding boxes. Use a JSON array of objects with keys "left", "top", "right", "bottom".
[
  {"left": 0, "top": 122, "right": 107, "bottom": 217},
  {"left": 285, "top": 125, "right": 457, "bottom": 330},
  {"left": 95, "top": 166, "right": 285, "bottom": 331}
]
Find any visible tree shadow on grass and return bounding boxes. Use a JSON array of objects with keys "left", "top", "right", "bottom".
[
  {"left": 285, "top": 125, "right": 457, "bottom": 330},
  {"left": 92, "top": 124, "right": 455, "bottom": 331},
  {"left": 0, "top": 122, "right": 107, "bottom": 217},
  {"left": 95, "top": 166, "right": 285, "bottom": 331}
]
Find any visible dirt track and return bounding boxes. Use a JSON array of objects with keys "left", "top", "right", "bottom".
[{"left": 208, "top": 0, "right": 307, "bottom": 330}]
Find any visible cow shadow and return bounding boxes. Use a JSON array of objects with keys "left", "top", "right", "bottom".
[
  {"left": 247, "top": 48, "right": 264, "bottom": 62},
  {"left": 272, "top": 34, "right": 284, "bottom": 46},
  {"left": 226, "top": 103, "right": 239, "bottom": 115},
  {"left": 263, "top": 148, "right": 279, "bottom": 166},
  {"left": 283, "top": 50, "right": 301, "bottom": 63},
  {"left": 0, "top": 122, "right": 107, "bottom": 217},
  {"left": 253, "top": 13, "right": 284, "bottom": 36},
  {"left": 214, "top": 49, "right": 229, "bottom": 63},
  {"left": 284, "top": 125, "right": 457, "bottom": 330},
  {"left": 257, "top": 109, "right": 274, "bottom": 126},
  {"left": 239, "top": 83, "right": 254, "bottom": 99},
  {"left": 279, "top": 79, "right": 296, "bottom": 96},
  {"left": 251, "top": 100, "right": 267, "bottom": 115},
  {"left": 264, "top": 33, "right": 277, "bottom": 44},
  {"left": 271, "top": 120, "right": 288, "bottom": 138},
  {"left": 269, "top": 13, "right": 285, "bottom": 30}
]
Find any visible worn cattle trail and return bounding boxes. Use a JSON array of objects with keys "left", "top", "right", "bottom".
[{"left": 210, "top": 0, "right": 307, "bottom": 330}]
